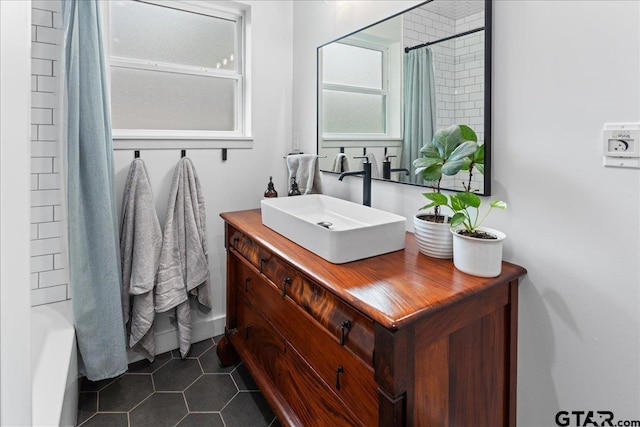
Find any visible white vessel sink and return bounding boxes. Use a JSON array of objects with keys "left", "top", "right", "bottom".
[{"left": 261, "top": 194, "right": 406, "bottom": 264}]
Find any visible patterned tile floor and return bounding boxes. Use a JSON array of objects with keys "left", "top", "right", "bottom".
[{"left": 77, "top": 336, "right": 281, "bottom": 427}]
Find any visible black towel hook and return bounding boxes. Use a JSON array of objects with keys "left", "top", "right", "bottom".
[
  {"left": 181, "top": 150, "right": 186, "bottom": 158},
  {"left": 134, "top": 150, "right": 140, "bottom": 158}
]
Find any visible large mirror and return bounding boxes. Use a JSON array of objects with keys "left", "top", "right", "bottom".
[{"left": 317, "top": 0, "right": 492, "bottom": 195}]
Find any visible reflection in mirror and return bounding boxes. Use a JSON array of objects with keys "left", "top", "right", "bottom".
[{"left": 317, "top": 0, "right": 491, "bottom": 195}]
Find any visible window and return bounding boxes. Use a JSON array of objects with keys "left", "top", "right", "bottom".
[
  {"left": 320, "top": 42, "right": 389, "bottom": 136},
  {"left": 106, "top": 0, "right": 250, "bottom": 146}
]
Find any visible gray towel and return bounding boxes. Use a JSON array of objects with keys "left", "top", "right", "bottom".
[
  {"left": 155, "top": 157, "right": 211, "bottom": 358},
  {"left": 331, "top": 153, "right": 350, "bottom": 173},
  {"left": 120, "top": 158, "right": 162, "bottom": 362},
  {"left": 286, "top": 154, "right": 323, "bottom": 195}
]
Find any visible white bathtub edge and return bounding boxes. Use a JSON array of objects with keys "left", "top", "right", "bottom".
[{"left": 31, "top": 300, "right": 78, "bottom": 427}]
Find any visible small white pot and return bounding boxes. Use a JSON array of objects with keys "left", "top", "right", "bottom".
[
  {"left": 451, "top": 227, "right": 506, "bottom": 277},
  {"left": 413, "top": 213, "right": 453, "bottom": 259}
]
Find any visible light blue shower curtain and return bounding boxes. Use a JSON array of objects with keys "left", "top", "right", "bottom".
[
  {"left": 63, "top": 0, "right": 128, "bottom": 380},
  {"left": 401, "top": 47, "right": 437, "bottom": 185}
]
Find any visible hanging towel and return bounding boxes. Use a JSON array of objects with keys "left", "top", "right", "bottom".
[
  {"left": 120, "top": 158, "right": 162, "bottom": 362},
  {"left": 286, "top": 154, "right": 323, "bottom": 195},
  {"left": 366, "top": 153, "right": 380, "bottom": 178},
  {"left": 155, "top": 157, "right": 211, "bottom": 358},
  {"left": 331, "top": 153, "right": 350, "bottom": 173}
]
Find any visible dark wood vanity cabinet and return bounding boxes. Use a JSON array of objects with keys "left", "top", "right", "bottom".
[{"left": 219, "top": 209, "right": 526, "bottom": 427}]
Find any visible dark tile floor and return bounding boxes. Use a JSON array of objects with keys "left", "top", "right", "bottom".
[{"left": 77, "top": 336, "right": 281, "bottom": 427}]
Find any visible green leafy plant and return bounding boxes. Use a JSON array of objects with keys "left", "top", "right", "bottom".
[
  {"left": 413, "top": 124, "right": 478, "bottom": 218},
  {"left": 422, "top": 191, "right": 507, "bottom": 237},
  {"left": 461, "top": 143, "right": 484, "bottom": 192}
]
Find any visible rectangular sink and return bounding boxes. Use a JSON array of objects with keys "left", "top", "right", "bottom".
[{"left": 261, "top": 195, "right": 406, "bottom": 264}]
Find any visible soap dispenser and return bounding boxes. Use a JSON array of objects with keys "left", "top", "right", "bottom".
[
  {"left": 264, "top": 176, "right": 278, "bottom": 198},
  {"left": 288, "top": 177, "right": 302, "bottom": 196}
]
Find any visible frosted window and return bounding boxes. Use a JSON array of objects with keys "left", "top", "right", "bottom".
[
  {"left": 110, "top": 0, "right": 236, "bottom": 71},
  {"left": 323, "top": 90, "right": 384, "bottom": 134},
  {"left": 323, "top": 43, "right": 382, "bottom": 90},
  {"left": 111, "top": 67, "right": 235, "bottom": 131}
]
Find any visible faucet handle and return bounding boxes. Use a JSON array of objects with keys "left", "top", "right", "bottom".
[{"left": 353, "top": 155, "right": 370, "bottom": 163}]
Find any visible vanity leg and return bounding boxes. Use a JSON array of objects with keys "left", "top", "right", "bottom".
[{"left": 216, "top": 328, "right": 239, "bottom": 367}]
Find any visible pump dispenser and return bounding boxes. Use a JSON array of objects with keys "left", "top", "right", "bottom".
[
  {"left": 264, "top": 176, "right": 278, "bottom": 198},
  {"left": 288, "top": 177, "right": 302, "bottom": 196}
]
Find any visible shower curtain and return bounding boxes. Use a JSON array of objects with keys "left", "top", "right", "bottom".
[
  {"left": 63, "top": 0, "right": 128, "bottom": 380},
  {"left": 401, "top": 47, "right": 437, "bottom": 185}
]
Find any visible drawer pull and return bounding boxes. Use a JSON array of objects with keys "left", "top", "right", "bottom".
[
  {"left": 244, "top": 278, "right": 250, "bottom": 292},
  {"left": 282, "top": 277, "right": 292, "bottom": 298},
  {"left": 260, "top": 258, "right": 268, "bottom": 273},
  {"left": 232, "top": 237, "right": 240, "bottom": 248},
  {"left": 340, "top": 320, "right": 352, "bottom": 346},
  {"left": 335, "top": 365, "right": 344, "bottom": 390},
  {"left": 245, "top": 325, "right": 251, "bottom": 339}
]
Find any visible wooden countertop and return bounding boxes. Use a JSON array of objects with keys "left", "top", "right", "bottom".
[{"left": 221, "top": 209, "right": 527, "bottom": 330}]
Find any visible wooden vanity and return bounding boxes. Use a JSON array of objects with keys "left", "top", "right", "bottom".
[{"left": 218, "top": 209, "right": 526, "bottom": 427}]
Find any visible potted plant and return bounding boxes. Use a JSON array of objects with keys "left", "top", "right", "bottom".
[
  {"left": 424, "top": 191, "right": 507, "bottom": 277},
  {"left": 412, "top": 124, "right": 478, "bottom": 258}
]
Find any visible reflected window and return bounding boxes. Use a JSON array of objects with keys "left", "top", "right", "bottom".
[{"left": 320, "top": 43, "right": 387, "bottom": 135}]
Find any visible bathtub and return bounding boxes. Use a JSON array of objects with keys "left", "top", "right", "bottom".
[{"left": 31, "top": 300, "right": 78, "bottom": 427}]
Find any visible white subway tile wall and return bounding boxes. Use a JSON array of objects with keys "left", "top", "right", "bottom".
[
  {"left": 404, "top": 5, "right": 485, "bottom": 191},
  {"left": 31, "top": 0, "right": 69, "bottom": 306}
]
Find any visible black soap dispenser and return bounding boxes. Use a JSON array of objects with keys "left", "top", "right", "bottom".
[
  {"left": 288, "top": 177, "right": 302, "bottom": 196},
  {"left": 264, "top": 176, "right": 278, "bottom": 198}
]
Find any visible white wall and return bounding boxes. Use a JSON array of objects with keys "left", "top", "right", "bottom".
[
  {"left": 1, "top": 1, "right": 33, "bottom": 424},
  {"left": 113, "top": 0, "right": 294, "bottom": 350},
  {"left": 293, "top": 1, "right": 640, "bottom": 425}
]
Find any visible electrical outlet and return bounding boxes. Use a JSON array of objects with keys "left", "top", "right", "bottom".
[
  {"left": 603, "top": 123, "right": 640, "bottom": 168},
  {"left": 607, "top": 138, "right": 633, "bottom": 153}
]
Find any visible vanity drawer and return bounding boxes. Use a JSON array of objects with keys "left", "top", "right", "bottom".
[
  {"left": 257, "top": 252, "right": 375, "bottom": 366},
  {"left": 236, "top": 291, "right": 367, "bottom": 427},
  {"left": 233, "top": 255, "right": 378, "bottom": 427},
  {"left": 228, "top": 227, "right": 271, "bottom": 272}
]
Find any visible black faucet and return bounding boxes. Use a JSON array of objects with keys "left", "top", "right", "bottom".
[
  {"left": 338, "top": 156, "right": 372, "bottom": 207},
  {"left": 382, "top": 155, "right": 410, "bottom": 180}
]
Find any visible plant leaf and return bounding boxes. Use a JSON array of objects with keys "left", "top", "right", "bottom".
[
  {"left": 450, "top": 213, "right": 466, "bottom": 227},
  {"left": 419, "top": 143, "right": 440, "bottom": 158},
  {"left": 441, "top": 159, "right": 467, "bottom": 176},
  {"left": 449, "top": 194, "right": 465, "bottom": 211},
  {"left": 419, "top": 163, "right": 442, "bottom": 182},
  {"left": 490, "top": 200, "right": 507, "bottom": 210},
  {"left": 432, "top": 125, "right": 462, "bottom": 158},
  {"left": 459, "top": 124, "right": 478, "bottom": 142},
  {"left": 449, "top": 140, "right": 478, "bottom": 162},
  {"left": 457, "top": 192, "right": 481, "bottom": 208},
  {"left": 423, "top": 192, "right": 448, "bottom": 205},
  {"left": 473, "top": 144, "right": 485, "bottom": 162},
  {"left": 413, "top": 157, "right": 440, "bottom": 169},
  {"left": 476, "top": 164, "right": 485, "bottom": 175}
]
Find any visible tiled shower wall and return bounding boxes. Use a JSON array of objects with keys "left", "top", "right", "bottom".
[
  {"left": 403, "top": 6, "right": 485, "bottom": 190},
  {"left": 30, "top": 0, "right": 68, "bottom": 306}
]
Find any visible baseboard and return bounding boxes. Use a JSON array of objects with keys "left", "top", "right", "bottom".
[{"left": 127, "top": 313, "right": 226, "bottom": 364}]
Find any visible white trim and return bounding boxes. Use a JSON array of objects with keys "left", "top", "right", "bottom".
[
  {"left": 113, "top": 138, "right": 253, "bottom": 150},
  {"left": 0, "top": 1, "right": 32, "bottom": 425},
  {"left": 321, "top": 138, "right": 402, "bottom": 149}
]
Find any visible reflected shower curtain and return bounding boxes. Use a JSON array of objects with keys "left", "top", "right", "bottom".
[
  {"left": 401, "top": 47, "right": 437, "bottom": 185},
  {"left": 63, "top": 0, "right": 128, "bottom": 380}
]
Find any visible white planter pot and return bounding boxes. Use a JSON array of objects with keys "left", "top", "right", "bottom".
[
  {"left": 413, "top": 213, "right": 453, "bottom": 259},
  {"left": 451, "top": 227, "right": 506, "bottom": 277}
]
